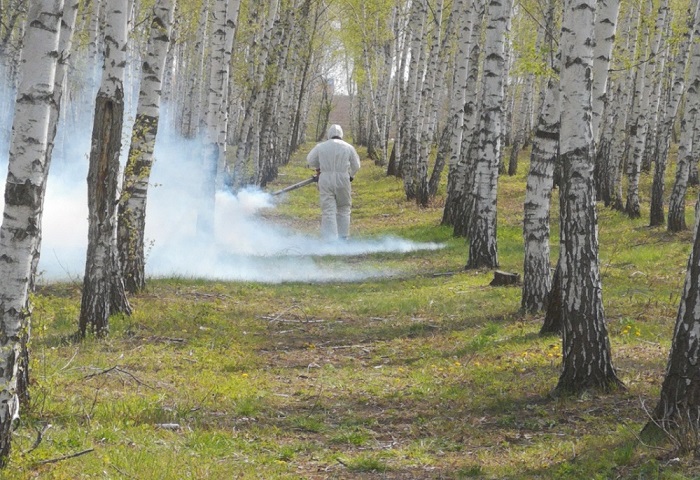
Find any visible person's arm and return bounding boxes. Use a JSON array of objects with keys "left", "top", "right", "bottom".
[{"left": 307, "top": 146, "right": 320, "bottom": 170}]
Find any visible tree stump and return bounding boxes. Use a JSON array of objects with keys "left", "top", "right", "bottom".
[{"left": 490, "top": 270, "right": 521, "bottom": 286}]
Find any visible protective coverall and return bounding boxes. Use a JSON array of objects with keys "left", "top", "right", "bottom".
[{"left": 306, "top": 124, "right": 361, "bottom": 239}]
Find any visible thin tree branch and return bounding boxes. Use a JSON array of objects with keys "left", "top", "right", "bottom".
[{"left": 34, "top": 448, "right": 94, "bottom": 466}]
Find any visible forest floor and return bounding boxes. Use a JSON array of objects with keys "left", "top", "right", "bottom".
[{"left": 3, "top": 145, "right": 699, "bottom": 479}]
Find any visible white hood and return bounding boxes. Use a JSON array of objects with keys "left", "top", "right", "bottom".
[{"left": 327, "top": 124, "right": 343, "bottom": 139}]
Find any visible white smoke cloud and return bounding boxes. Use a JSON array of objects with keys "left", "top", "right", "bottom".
[
  {"left": 138, "top": 128, "right": 444, "bottom": 283},
  {"left": 1, "top": 92, "right": 443, "bottom": 284}
]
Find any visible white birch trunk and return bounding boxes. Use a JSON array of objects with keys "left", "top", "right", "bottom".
[
  {"left": 651, "top": 2, "right": 699, "bottom": 227},
  {"left": 30, "top": 0, "right": 79, "bottom": 288},
  {"left": 117, "top": 0, "right": 174, "bottom": 294},
  {"left": 603, "top": 7, "right": 637, "bottom": 211},
  {"left": 180, "top": 0, "right": 210, "bottom": 139},
  {"left": 591, "top": 0, "right": 620, "bottom": 144},
  {"left": 466, "top": 0, "right": 513, "bottom": 269},
  {"left": 625, "top": 1, "right": 667, "bottom": 218},
  {"left": 0, "top": 0, "right": 63, "bottom": 462},
  {"left": 79, "top": 0, "right": 132, "bottom": 337},
  {"left": 87, "top": 0, "right": 103, "bottom": 95},
  {"left": 521, "top": 0, "right": 560, "bottom": 314},
  {"left": 643, "top": 8, "right": 671, "bottom": 173},
  {"left": 401, "top": 0, "right": 427, "bottom": 200},
  {"left": 443, "top": 0, "right": 486, "bottom": 229},
  {"left": 197, "top": 0, "right": 229, "bottom": 235},
  {"left": 668, "top": 21, "right": 700, "bottom": 232},
  {"left": 556, "top": 0, "right": 622, "bottom": 393},
  {"left": 416, "top": 0, "right": 445, "bottom": 206}
]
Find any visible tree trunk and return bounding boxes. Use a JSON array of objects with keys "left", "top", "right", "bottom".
[
  {"left": 645, "top": 194, "right": 700, "bottom": 439},
  {"left": 401, "top": 0, "right": 427, "bottom": 201},
  {"left": 197, "top": 0, "right": 230, "bottom": 234},
  {"left": 416, "top": 0, "right": 445, "bottom": 207},
  {"left": 522, "top": 8, "right": 559, "bottom": 314},
  {"left": 650, "top": 2, "right": 699, "bottom": 227},
  {"left": 465, "top": 0, "right": 512, "bottom": 270},
  {"left": 668, "top": 9, "right": 700, "bottom": 233},
  {"left": 79, "top": 0, "right": 132, "bottom": 338},
  {"left": 0, "top": 0, "right": 63, "bottom": 464},
  {"left": 117, "top": 0, "right": 174, "bottom": 294},
  {"left": 591, "top": 0, "right": 620, "bottom": 145},
  {"left": 555, "top": 0, "right": 623, "bottom": 394},
  {"left": 442, "top": 0, "right": 485, "bottom": 227}
]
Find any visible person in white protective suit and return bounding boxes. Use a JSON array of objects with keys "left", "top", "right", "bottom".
[{"left": 306, "top": 124, "right": 361, "bottom": 240}]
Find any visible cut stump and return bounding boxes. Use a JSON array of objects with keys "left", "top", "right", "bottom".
[{"left": 490, "top": 270, "right": 521, "bottom": 286}]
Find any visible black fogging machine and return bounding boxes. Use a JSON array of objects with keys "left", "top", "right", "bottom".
[{"left": 271, "top": 174, "right": 318, "bottom": 196}]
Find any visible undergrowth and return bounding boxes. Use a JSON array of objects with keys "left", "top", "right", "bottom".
[{"left": 3, "top": 145, "right": 698, "bottom": 479}]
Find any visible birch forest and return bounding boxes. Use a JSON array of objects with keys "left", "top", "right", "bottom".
[{"left": 2, "top": 0, "right": 700, "bottom": 472}]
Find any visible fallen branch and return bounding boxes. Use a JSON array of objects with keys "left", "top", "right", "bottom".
[
  {"left": 83, "top": 366, "right": 155, "bottom": 390},
  {"left": 24, "top": 424, "right": 52, "bottom": 454},
  {"left": 34, "top": 448, "right": 94, "bottom": 466}
]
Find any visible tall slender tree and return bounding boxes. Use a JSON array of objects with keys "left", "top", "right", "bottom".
[
  {"left": 650, "top": 1, "right": 699, "bottom": 227},
  {"left": 117, "top": 0, "right": 175, "bottom": 294},
  {"left": 0, "top": 0, "right": 64, "bottom": 463},
  {"left": 79, "top": 0, "right": 132, "bottom": 337},
  {"left": 465, "top": 0, "right": 512, "bottom": 269},
  {"left": 555, "top": 0, "right": 623, "bottom": 393},
  {"left": 521, "top": 0, "right": 559, "bottom": 314},
  {"left": 644, "top": 176, "right": 700, "bottom": 439},
  {"left": 668, "top": 4, "right": 700, "bottom": 233}
]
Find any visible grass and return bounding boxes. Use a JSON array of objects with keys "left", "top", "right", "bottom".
[{"left": 3, "top": 145, "right": 699, "bottom": 479}]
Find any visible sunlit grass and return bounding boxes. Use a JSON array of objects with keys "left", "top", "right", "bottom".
[{"left": 4, "top": 146, "right": 700, "bottom": 478}]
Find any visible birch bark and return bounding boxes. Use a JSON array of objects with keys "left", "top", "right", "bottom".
[
  {"left": 521, "top": 0, "right": 559, "bottom": 314},
  {"left": 650, "top": 2, "right": 699, "bottom": 227},
  {"left": 0, "top": 0, "right": 63, "bottom": 462},
  {"left": 465, "top": 0, "right": 512, "bottom": 269},
  {"left": 196, "top": 0, "right": 229, "bottom": 235},
  {"left": 625, "top": 1, "right": 667, "bottom": 218},
  {"left": 415, "top": 0, "right": 445, "bottom": 206},
  {"left": 79, "top": 0, "right": 132, "bottom": 337},
  {"left": 117, "top": 0, "right": 174, "bottom": 294},
  {"left": 442, "top": 0, "right": 485, "bottom": 229},
  {"left": 645, "top": 158, "right": 700, "bottom": 435},
  {"left": 555, "top": 0, "right": 622, "bottom": 393},
  {"left": 591, "top": 0, "right": 620, "bottom": 144},
  {"left": 429, "top": 0, "right": 471, "bottom": 198},
  {"left": 668, "top": 5, "right": 700, "bottom": 233}
]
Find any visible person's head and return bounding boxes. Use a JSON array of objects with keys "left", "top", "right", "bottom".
[{"left": 327, "top": 124, "right": 343, "bottom": 140}]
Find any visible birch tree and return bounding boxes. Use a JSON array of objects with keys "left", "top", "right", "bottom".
[
  {"left": 650, "top": 1, "right": 699, "bottom": 227},
  {"left": 555, "top": 0, "right": 623, "bottom": 393},
  {"left": 117, "top": 0, "right": 175, "bottom": 294},
  {"left": 521, "top": 0, "right": 559, "bottom": 314},
  {"left": 442, "top": 0, "right": 485, "bottom": 229},
  {"left": 79, "top": 0, "right": 132, "bottom": 337},
  {"left": 20, "top": 0, "right": 79, "bottom": 405},
  {"left": 599, "top": 6, "right": 637, "bottom": 210},
  {"left": 465, "top": 0, "right": 512, "bottom": 269},
  {"left": 644, "top": 175, "right": 700, "bottom": 441},
  {"left": 427, "top": 0, "right": 473, "bottom": 199},
  {"left": 400, "top": 0, "right": 427, "bottom": 201},
  {"left": 624, "top": 1, "right": 667, "bottom": 219},
  {"left": 196, "top": 0, "right": 231, "bottom": 234},
  {"left": 0, "top": 0, "right": 63, "bottom": 462},
  {"left": 0, "top": 0, "right": 28, "bottom": 145},
  {"left": 668, "top": 4, "right": 700, "bottom": 233},
  {"left": 590, "top": 0, "right": 620, "bottom": 146}
]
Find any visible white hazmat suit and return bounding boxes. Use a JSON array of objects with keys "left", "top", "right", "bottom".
[{"left": 306, "top": 124, "right": 361, "bottom": 239}]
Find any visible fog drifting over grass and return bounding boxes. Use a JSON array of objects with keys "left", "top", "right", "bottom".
[{"left": 0, "top": 100, "right": 444, "bottom": 283}]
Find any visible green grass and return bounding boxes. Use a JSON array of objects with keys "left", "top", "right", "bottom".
[{"left": 3, "top": 146, "right": 700, "bottom": 479}]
